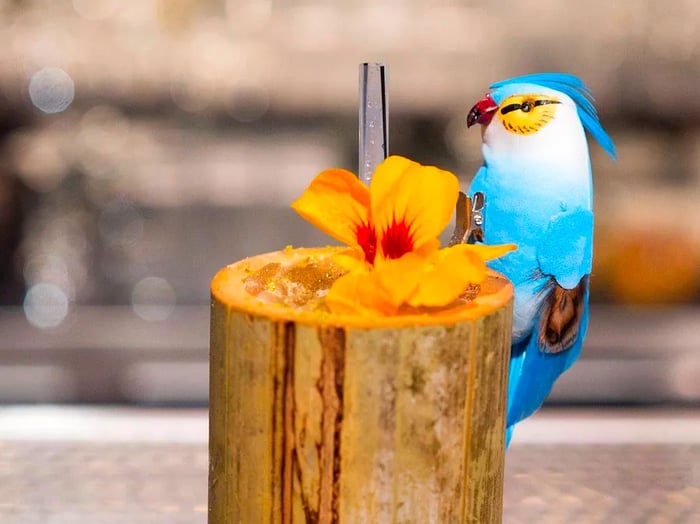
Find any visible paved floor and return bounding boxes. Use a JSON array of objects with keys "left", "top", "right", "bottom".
[{"left": 1, "top": 407, "right": 699, "bottom": 523}]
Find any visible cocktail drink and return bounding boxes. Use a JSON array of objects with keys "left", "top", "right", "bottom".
[{"left": 209, "top": 246, "right": 513, "bottom": 523}]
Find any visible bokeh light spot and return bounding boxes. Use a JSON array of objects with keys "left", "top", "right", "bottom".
[
  {"left": 227, "top": 86, "right": 269, "bottom": 123},
  {"left": 28, "top": 68, "right": 75, "bottom": 114},
  {"left": 23, "top": 283, "right": 70, "bottom": 329},
  {"left": 169, "top": 81, "right": 209, "bottom": 113},
  {"left": 131, "top": 277, "right": 176, "bottom": 322}
]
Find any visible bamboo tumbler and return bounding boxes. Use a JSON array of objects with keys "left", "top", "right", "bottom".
[{"left": 209, "top": 246, "right": 513, "bottom": 524}]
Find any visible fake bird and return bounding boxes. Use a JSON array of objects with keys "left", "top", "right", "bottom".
[{"left": 466, "top": 73, "right": 616, "bottom": 445}]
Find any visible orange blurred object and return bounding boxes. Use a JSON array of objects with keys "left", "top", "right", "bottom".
[{"left": 593, "top": 227, "right": 700, "bottom": 304}]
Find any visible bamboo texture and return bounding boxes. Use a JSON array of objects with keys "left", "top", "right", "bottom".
[{"left": 209, "top": 249, "right": 513, "bottom": 524}]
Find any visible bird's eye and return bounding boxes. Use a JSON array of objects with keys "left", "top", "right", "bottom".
[{"left": 497, "top": 95, "right": 560, "bottom": 135}]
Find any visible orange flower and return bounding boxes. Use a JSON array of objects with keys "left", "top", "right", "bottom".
[{"left": 292, "top": 156, "right": 515, "bottom": 316}]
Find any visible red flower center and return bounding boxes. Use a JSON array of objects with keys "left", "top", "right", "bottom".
[
  {"left": 356, "top": 222, "right": 377, "bottom": 264},
  {"left": 381, "top": 218, "right": 414, "bottom": 260}
]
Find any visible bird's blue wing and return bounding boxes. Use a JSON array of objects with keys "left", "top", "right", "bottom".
[{"left": 506, "top": 208, "right": 593, "bottom": 440}]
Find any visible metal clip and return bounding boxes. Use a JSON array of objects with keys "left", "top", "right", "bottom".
[
  {"left": 467, "top": 191, "right": 485, "bottom": 244},
  {"left": 448, "top": 191, "right": 485, "bottom": 246}
]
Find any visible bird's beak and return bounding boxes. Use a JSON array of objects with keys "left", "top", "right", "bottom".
[{"left": 467, "top": 93, "right": 498, "bottom": 128}]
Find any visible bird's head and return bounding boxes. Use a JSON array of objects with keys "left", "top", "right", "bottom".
[{"left": 467, "top": 73, "right": 616, "bottom": 165}]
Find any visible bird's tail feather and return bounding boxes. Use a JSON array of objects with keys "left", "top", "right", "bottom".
[{"left": 505, "top": 425, "right": 514, "bottom": 448}]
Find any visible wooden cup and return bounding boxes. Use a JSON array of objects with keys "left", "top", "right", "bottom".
[{"left": 209, "top": 247, "right": 513, "bottom": 523}]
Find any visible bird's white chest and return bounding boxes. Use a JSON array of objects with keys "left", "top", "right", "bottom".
[{"left": 482, "top": 103, "right": 592, "bottom": 208}]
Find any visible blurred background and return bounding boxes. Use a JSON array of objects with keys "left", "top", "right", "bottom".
[{"left": 0, "top": 0, "right": 699, "bottom": 405}]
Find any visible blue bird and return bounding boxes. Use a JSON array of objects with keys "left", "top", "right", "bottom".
[{"left": 466, "top": 73, "right": 616, "bottom": 446}]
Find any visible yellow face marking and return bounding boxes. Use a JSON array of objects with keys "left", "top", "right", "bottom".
[{"left": 496, "top": 94, "right": 560, "bottom": 135}]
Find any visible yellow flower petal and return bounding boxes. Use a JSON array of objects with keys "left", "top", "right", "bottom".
[
  {"left": 371, "top": 156, "right": 459, "bottom": 258},
  {"left": 332, "top": 248, "right": 367, "bottom": 272},
  {"left": 414, "top": 238, "right": 441, "bottom": 257},
  {"left": 291, "top": 168, "right": 370, "bottom": 248},
  {"left": 372, "top": 253, "right": 425, "bottom": 307},
  {"left": 407, "top": 246, "right": 488, "bottom": 308},
  {"left": 449, "top": 242, "right": 517, "bottom": 261},
  {"left": 325, "top": 271, "right": 397, "bottom": 316}
]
